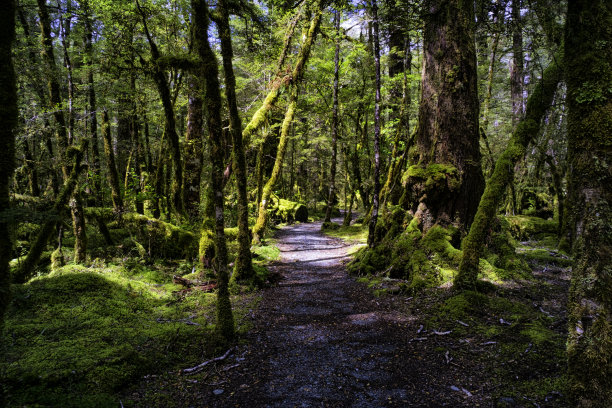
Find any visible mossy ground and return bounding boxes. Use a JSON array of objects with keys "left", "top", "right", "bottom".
[
  {"left": 3, "top": 213, "right": 279, "bottom": 407},
  {"left": 348, "top": 215, "right": 571, "bottom": 406}
]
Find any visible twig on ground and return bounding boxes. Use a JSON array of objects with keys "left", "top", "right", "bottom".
[{"left": 181, "top": 347, "right": 236, "bottom": 375}]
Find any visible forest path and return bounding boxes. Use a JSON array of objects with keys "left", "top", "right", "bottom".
[{"left": 200, "top": 218, "right": 480, "bottom": 407}]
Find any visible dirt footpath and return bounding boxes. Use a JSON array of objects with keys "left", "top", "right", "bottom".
[{"left": 200, "top": 220, "right": 488, "bottom": 407}]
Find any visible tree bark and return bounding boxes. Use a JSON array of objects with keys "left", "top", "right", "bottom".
[
  {"left": 564, "top": 1, "right": 612, "bottom": 405},
  {"left": 0, "top": 0, "right": 17, "bottom": 339},
  {"left": 455, "top": 57, "right": 562, "bottom": 289},
  {"left": 510, "top": 0, "right": 525, "bottom": 124},
  {"left": 182, "top": 77, "right": 204, "bottom": 219},
  {"left": 324, "top": 10, "right": 340, "bottom": 223},
  {"left": 367, "top": 0, "right": 382, "bottom": 247},
  {"left": 405, "top": 0, "right": 484, "bottom": 232},
  {"left": 192, "top": 0, "right": 234, "bottom": 341},
  {"left": 102, "top": 109, "right": 124, "bottom": 212},
  {"left": 15, "top": 142, "right": 87, "bottom": 284},
  {"left": 218, "top": 0, "right": 254, "bottom": 281}
]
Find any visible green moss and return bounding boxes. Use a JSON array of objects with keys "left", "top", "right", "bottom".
[
  {"left": 322, "top": 222, "right": 368, "bottom": 244},
  {"left": 506, "top": 215, "right": 558, "bottom": 241},
  {"left": 252, "top": 242, "right": 280, "bottom": 261},
  {"left": 3, "top": 263, "right": 226, "bottom": 407},
  {"left": 321, "top": 221, "right": 340, "bottom": 231},
  {"left": 403, "top": 163, "right": 460, "bottom": 192}
]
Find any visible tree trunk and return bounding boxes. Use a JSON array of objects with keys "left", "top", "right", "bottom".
[
  {"left": 218, "top": 0, "right": 254, "bottom": 281},
  {"left": 192, "top": 0, "right": 234, "bottom": 341},
  {"left": 182, "top": 77, "right": 204, "bottom": 220},
  {"left": 252, "top": 0, "right": 324, "bottom": 243},
  {"left": 324, "top": 10, "right": 340, "bottom": 224},
  {"left": 404, "top": 0, "right": 484, "bottom": 233},
  {"left": 0, "top": 0, "right": 17, "bottom": 340},
  {"left": 102, "top": 109, "right": 124, "bottom": 211},
  {"left": 137, "top": 0, "right": 184, "bottom": 218},
  {"left": 15, "top": 142, "right": 87, "bottom": 284},
  {"left": 564, "top": 1, "right": 612, "bottom": 405},
  {"left": 367, "top": 0, "right": 382, "bottom": 248},
  {"left": 455, "top": 57, "right": 562, "bottom": 289},
  {"left": 510, "top": 0, "right": 525, "bottom": 124}
]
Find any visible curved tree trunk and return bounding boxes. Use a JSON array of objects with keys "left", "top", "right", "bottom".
[
  {"left": 455, "top": 58, "right": 562, "bottom": 289},
  {"left": 252, "top": 0, "right": 324, "bottom": 243}
]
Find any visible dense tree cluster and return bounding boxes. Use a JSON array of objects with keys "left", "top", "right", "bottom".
[{"left": 0, "top": 0, "right": 610, "bottom": 405}]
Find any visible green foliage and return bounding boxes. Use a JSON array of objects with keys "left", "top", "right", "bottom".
[
  {"left": 505, "top": 215, "right": 558, "bottom": 241},
  {"left": 269, "top": 197, "right": 309, "bottom": 223}
]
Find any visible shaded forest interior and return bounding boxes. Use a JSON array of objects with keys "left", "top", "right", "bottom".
[{"left": 0, "top": 0, "right": 610, "bottom": 407}]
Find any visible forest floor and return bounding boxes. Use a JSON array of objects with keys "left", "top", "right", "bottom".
[{"left": 125, "top": 216, "right": 570, "bottom": 407}]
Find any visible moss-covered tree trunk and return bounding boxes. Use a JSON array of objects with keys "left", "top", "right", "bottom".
[
  {"left": 192, "top": 0, "right": 234, "bottom": 341},
  {"left": 455, "top": 58, "right": 562, "bottom": 289},
  {"left": 218, "top": 0, "right": 254, "bottom": 281},
  {"left": 252, "top": 0, "right": 324, "bottom": 244},
  {"left": 101, "top": 109, "right": 124, "bottom": 212},
  {"left": 15, "top": 142, "right": 87, "bottom": 284},
  {"left": 182, "top": 77, "right": 204, "bottom": 220},
  {"left": 564, "top": 1, "right": 612, "bottom": 405},
  {"left": 324, "top": 10, "right": 340, "bottom": 224},
  {"left": 0, "top": 0, "right": 17, "bottom": 336},
  {"left": 510, "top": 0, "right": 525, "bottom": 124},
  {"left": 367, "top": 0, "right": 382, "bottom": 247},
  {"left": 404, "top": 0, "right": 484, "bottom": 233},
  {"left": 82, "top": 0, "right": 101, "bottom": 203},
  {"left": 137, "top": 0, "right": 184, "bottom": 218},
  {"left": 37, "top": 0, "right": 87, "bottom": 262}
]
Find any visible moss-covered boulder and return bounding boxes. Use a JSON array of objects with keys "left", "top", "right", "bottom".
[
  {"left": 269, "top": 197, "right": 309, "bottom": 223},
  {"left": 505, "top": 215, "right": 557, "bottom": 241}
]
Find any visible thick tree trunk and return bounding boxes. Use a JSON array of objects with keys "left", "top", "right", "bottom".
[
  {"left": 324, "top": 10, "right": 340, "bottom": 224},
  {"left": 0, "top": 0, "right": 17, "bottom": 338},
  {"left": 218, "top": 0, "right": 254, "bottom": 281},
  {"left": 367, "top": 0, "right": 382, "bottom": 247},
  {"left": 182, "top": 78, "right": 204, "bottom": 220},
  {"left": 192, "top": 0, "right": 234, "bottom": 341},
  {"left": 456, "top": 58, "right": 562, "bottom": 289},
  {"left": 405, "top": 0, "right": 484, "bottom": 232},
  {"left": 564, "top": 1, "right": 612, "bottom": 405},
  {"left": 252, "top": 0, "right": 324, "bottom": 243}
]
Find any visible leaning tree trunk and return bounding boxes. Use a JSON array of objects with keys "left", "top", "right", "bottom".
[
  {"left": 324, "top": 10, "right": 340, "bottom": 224},
  {"left": 252, "top": 0, "right": 324, "bottom": 243},
  {"left": 0, "top": 0, "right": 17, "bottom": 336},
  {"left": 367, "top": 0, "right": 382, "bottom": 248},
  {"left": 192, "top": 0, "right": 234, "bottom": 341},
  {"left": 101, "top": 109, "right": 124, "bottom": 212},
  {"left": 38, "top": 0, "right": 87, "bottom": 262},
  {"left": 510, "top": 0, "right": 525, "bottom": 125},
  {"left": 218, "top": 0, "right": 254, "bottom": 281},
  {"left": 455, "top": 58, "right": 562, "bottom": 289},
  {"left": 404, "top": 0, "right": 484, "bottom": 233},
  {"left": 564, "top": 1, "right": 612, "bottom": 405}
]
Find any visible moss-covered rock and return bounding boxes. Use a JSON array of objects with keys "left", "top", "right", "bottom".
[
  {"left": 321, "top": 221, "right": 340, "bottom": 231},
  {"left": 506, "top": 215, "right": 558, "bottom": 241},
  {"left": 269, "top": 197, "right": 309, "bottom": 223}
]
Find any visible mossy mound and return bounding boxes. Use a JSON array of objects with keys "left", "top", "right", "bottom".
[
  {"left": 3, "top": 264, "right": 219, "bottom": 407},
  {"left": 505, "top": 215, "right": 558, "bottom": 241},
  {"left": 321, "top": 221, "right": 340, "bottom": 231},
  {"left": 269, "top": 197, "right": 309, "bottom": 223},
  {"left": 349, "top": 209, "right": 531, "bottom": 291}
]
